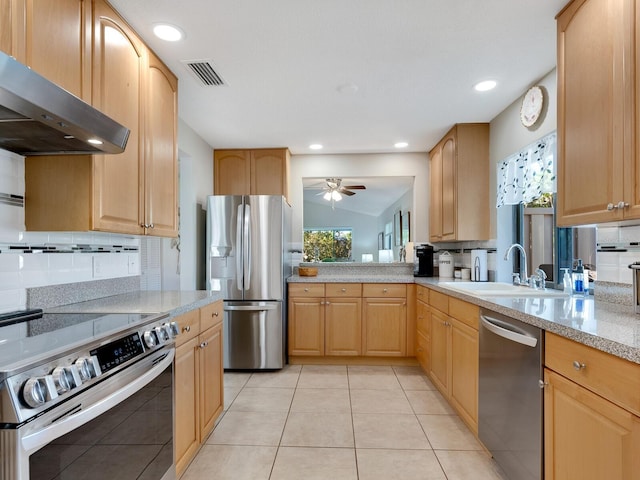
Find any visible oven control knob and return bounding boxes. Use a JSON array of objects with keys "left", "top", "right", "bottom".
[
  {"left": 52, "top": 366, "right": 77, "bottom": 394},
  {"left": 161, "top": 323, "right": 173, "bottom": 340},
  {"left": 169, "top": 321, "right": 179, "bottom": 337},
  {"left": 74, "top": 356, "right": 101, "bottom": 381},
  {"left": 154, "top": 326, "right": 170, "bottom": 344},
  {"left": 22, "top": 376, "right": 57, "bottom": 408},
  {"left": 143, "top": 330, "right": 157, "bottom": 348}
]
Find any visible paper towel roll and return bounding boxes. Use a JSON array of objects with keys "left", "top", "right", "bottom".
[
  {"left": 405, "top": 242, "right": 414, "bottom": 263},
  {"left": 471, "top": 249, "right": 488, "bottom": 282}
]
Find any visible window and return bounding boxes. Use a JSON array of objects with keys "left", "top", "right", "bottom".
[{"left": 304, "top": 229, "right": 352, "bottom": 262}]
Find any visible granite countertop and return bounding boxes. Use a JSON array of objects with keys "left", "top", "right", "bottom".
[
  {"left": 46, "top": 290, "right": 223, "bottom": 318},
  {"left": 417, "top": 278, "right": 640, "bottom": 365}
]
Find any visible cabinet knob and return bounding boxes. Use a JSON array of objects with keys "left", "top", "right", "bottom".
[
  {"left": 538, "top": 379, "right": 548, "bottom": 389},
  {"left": 325, "top": 301, "right": 330, "bottom": 305},
  {"left": 182, "top": 325, "right": 191, "bottom": 333},
  {"left": 304, "top": 288, "right": 309, "bottom": 292},
  {"left": 212, "top": 311, "right": 219, "bottom": 317},
  {"left": 572, "top": 360, "right": 586, "bottom": 371},
  {"left": 200, "top": 341, "right": 208, "bottom": 349},
  {"left": 149, "top": 223, "right": 155, "bottom": 229},
  {"left": 383, "top": 288, "right": 388, "bottom": 293},
  {"left": 341, "top": 288, "right": 346, "bottom": 293}
]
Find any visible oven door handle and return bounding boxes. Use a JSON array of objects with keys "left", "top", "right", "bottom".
[{"left": 20, "top": 348, "right": 174, "bottom": 456}]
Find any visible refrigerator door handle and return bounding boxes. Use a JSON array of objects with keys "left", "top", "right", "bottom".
[
  {"left": 244, "top": 203, "right": 251, "bottom": 290},
  {"left": 235, "top": 204, "right": 243, "bottom": 290},
  {"left": 225, "top": 305, "right": 278, "bottom": 311}
]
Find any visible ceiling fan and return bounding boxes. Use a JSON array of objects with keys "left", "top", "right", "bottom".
[{"left": 318, "top": 178, "right": 366, "bottom": 201}]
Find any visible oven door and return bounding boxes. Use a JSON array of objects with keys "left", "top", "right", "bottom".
[{"left": 1, "top": 348, "right": 175, "bottom": 480}]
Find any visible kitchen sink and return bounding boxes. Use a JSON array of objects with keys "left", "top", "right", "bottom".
[{"left": 439, "top": 281, "right": 569, "bottom": 298}]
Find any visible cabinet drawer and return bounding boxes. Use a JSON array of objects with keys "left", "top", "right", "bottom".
[
  {"left": 175, "top": 309, "right": 200, "bottom": 347},
  {"left": 289, "top": 283, "right": 325, "bottom": 297},
  {"left": 449, "top": 298, "right": 479, "bottom": 330},
  {"left": 429, "top": 289, "right": 449, "bottom": 314},
  {"left": 200, "top": 300, "right": 223, "bottom": 331},
  {"left": 362, "top": 283, "right": 406, "bottom": 297},
  {"left": 325, "top": 283, "right": 362, "bottom": 297},
  {"left": 416, "top": 285, "right": 429, "bottom": 303},
  {"left": 545, "top": 332, "right": 640, "bottom": 416}
]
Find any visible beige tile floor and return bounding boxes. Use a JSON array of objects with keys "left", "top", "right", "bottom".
[{"left": 181, "top": 364, "right": 508, "bottom": 480}]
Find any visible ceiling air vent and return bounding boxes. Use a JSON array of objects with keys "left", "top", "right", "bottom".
[{"left": 182, "top": 60, "right": 226, "bottom": 86}]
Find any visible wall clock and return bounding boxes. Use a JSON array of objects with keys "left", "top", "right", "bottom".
[{"left": 520, "top": 85, "right": 544, "bottom": 128}]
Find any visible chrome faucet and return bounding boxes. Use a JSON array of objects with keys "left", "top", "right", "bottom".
[{"left": 504, "top": 243, "right": 528, "bottom": 286}]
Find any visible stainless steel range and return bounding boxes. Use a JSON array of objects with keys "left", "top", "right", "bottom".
[{"left": 0, "top": 309, "right": 179, "bottom": 480}]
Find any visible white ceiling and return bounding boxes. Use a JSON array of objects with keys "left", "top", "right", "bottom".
[{"left": 108, "top": 0, "right": 567, "bottom": 156}]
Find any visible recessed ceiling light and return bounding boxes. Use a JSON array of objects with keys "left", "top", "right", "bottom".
[
  {"left": 394, "top": 142, "right": 409, "bottom": 149},
  {"left": 309, "top": 144, "right": 323, "bottom": 150},
  {"left": 474, "top": 80, "right": 497, "bottom": 92},
  {"left": 153, "top": 23, "right": 184, "bottom": 42}
]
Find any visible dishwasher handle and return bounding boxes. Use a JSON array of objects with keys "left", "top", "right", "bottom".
[{"left": 480, "top": 314, "right": 538, "bottom": 348}]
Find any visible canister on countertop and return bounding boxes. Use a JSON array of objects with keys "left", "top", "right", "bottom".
[{"left": 438, "top": 251, "right": 454, "bottom": 278}]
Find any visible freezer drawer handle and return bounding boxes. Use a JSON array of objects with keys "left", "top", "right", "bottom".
[
  {"left": 480, "top": 315, "right": 538, "bottom": 348},
  {"left": 224, "top": 305, "right": 278, "bottom": 311}
]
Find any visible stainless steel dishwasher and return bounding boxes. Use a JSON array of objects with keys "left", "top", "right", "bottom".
[{"left": 479, "top": 308, "right": 544, "bottom": 480}]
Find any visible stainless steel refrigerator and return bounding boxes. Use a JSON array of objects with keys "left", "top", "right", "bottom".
[{"left": 206, "top": 195, "right": 291, "bottom": 370}]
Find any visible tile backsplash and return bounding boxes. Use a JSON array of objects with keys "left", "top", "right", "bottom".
[{"left": 0, "top": 149, "right": 142, "bottom": 313}]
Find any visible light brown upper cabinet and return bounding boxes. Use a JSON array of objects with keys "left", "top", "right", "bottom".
[
  {"left": 1, "top": 0, "right": 91, "bottom": 100},
  {"left": 24, "top": 0, "right": 178, "bottom": 237},
  {"left": 429, "top": 124, "right": 490, "bottom": 242},
  {"left": 214, "top": 148, "right": 291, "bottom": 200},
  {"left": 557, "top": 0, "right": 640, "bottom": 225}
]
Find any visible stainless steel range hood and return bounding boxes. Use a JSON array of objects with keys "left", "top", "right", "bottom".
[{"left": 0, "top": 51, "right": 130, "bottom": 156}]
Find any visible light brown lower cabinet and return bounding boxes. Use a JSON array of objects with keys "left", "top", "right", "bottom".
[
  {"left": 544, "top": 368, "right": 640, "bottom": 480},
  {"left": 424, "top": 290, "right": 479, "bottom": 433},
  {"left": 174, "top": 301, "right": 224, "bottom": 478}
]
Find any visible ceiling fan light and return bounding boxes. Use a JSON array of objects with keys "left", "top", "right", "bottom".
[
  {"left": 323, "top": 191, "right": 332, "bottom": 201},
  {"left": 332, "top": 190, "right": 342, "bottom": 201}
]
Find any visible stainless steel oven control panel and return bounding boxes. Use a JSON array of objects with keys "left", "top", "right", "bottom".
[{"left": 1, "top": 316, "right": 178, "bottom": 425}]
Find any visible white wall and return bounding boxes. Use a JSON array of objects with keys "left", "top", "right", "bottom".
[
  {"left": 177, "top": 118, "right": 214, "bottom": 290},
  {"left": 290, "top": 153, "right": 429, "bottom": 250},
  {"left": 490, "top": 69, "right": 558, "bottom": 281}
]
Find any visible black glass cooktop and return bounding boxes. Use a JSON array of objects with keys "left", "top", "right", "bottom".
[{"left": 0, "top": 309, "right": 160, "bottom": 372}]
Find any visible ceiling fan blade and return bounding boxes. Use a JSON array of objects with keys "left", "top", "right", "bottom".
[
  {"left": 342, "top": 185, "right": 366, "bottom": 189},
  {"left": 339, "top": 188, "right": 356, "bottom": 196}
]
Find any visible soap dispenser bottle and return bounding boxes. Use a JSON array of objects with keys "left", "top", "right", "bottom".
[
  {"left": 572, "top": 259, "right": 585, "bottom": 295},
  {"left": 561, "top": 268, "right": 572, "bottom": 294}
]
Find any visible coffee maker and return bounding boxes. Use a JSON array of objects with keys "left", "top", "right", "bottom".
[{"left": 414, "top": 244, "right": 434, "bottom": 277}]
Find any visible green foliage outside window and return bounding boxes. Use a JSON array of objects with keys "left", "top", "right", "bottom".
[{"left": 304, "top": 229, "right": 352, "bottom": 262}]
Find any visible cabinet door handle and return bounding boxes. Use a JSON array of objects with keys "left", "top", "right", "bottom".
[
  {"left": 607, "top": 202, "right": 629, "bottom": 211},
  {"left": 573, "top": 360, "right": 586, "bottom": 371},
  {"left": 212, "top": 311, "right": 219, "bottom": 317},
  {"left": 182, "top": 325, "right": 191, "bottom": 333}
]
